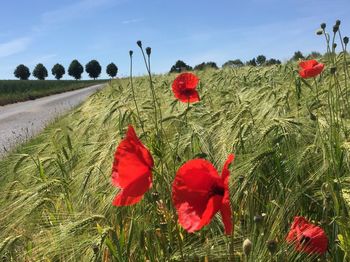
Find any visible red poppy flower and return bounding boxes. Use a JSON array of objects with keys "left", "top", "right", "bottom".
[
  {"left": 172, "top": 72, "right": 200, "bottom": 103},
  {"left": 111, "top": 125, "right": 154, "bottom": 206},
  {"left": 299, "top": 60, "right": 325, "bottom": 78},
  {"left": 172, "top": 154, "right": 235, "bottom": 234},
  {"left": 286, "top": 216, "right": 328, "bottom": 255}
]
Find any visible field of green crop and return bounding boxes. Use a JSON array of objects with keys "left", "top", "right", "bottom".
[
  {"left": 0, "top": 80, "right": 107, "bottom": 106},
  {"left": 1, "top": 51, "right": 350, "bottom": 260}
]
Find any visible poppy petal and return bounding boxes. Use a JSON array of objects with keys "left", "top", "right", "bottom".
[
  {"left": 176, "top": 195, "right": 222, "bottom": 233},
  {"left": 112, "top": 173, "right": 152, "bottom": 206},
  {"left": 172, "top": 159, "right": 222, "bottom": 232},
  {"left": 221, "top": 154, "right": 235, "bottom": 180},
  {"left": 112, "top": 125, "right": 153, "bottom": 188},
  {"left": 220, "top": 201, "right": 232, "bottom": 235},
  {"left": 111, "top": 125, "right": 153, "bottom": 206}
]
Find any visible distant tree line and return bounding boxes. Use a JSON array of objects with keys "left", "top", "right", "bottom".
[
  {"left": 169, "top": 50, "right": 324, "bottom": 73},
  {"left": 14, "top": 60, "right": 118, "bottom": 80}
]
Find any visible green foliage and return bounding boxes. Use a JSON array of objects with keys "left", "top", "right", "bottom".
[
  {"left": 194, "top": 61, "right": 219, "bottom": 71},
  {"left": 85, "top": 60, "right": 102, "bottom": 80},
  {"left": 307, "top": 51, "right": 322, "bottom": 59},
  {"left": 51, "top": 64, "right": 65, "bottom": 80},
  {"left": 0, "top": 80, "right": 106, "bottom": 106},
  {"left": 169, "top": 60, "right": 192, "bottom": 73},
  {"left": 256, "top": 55, "right": 267, "bottom": 66},
  {"left": 106, "top": 63, "right": 118, "bottom": 78},
  {"left": 246, "top": 58, "right": 257, "bottom": 66},
  {"left": 292, "top": 51, "right": 305, "bottom": 61},
  {"left": 68, "top": 59, "right": 84, "bottom": 80},
  {"left": 222, "top": 59, "right": 244, "bottom": 68},
  {"left": 265, "top": 58, "right": 282, "bottom": 66},
  {"left": 33, "top": 63, "right": 48, "bottom": 80},
  {"left": 14, "top": 64, "right": 30, "bottom": 80}
]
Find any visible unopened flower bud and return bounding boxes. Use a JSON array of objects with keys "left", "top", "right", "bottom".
[
  {"left": 146, "top": 47, "right": 152, "bottom": 56},
  {"left": 152, "top": 191, "right": 159, "bottom": 200},
  {"left": 333, "top": 25, "right": 339, "bottom": 33},
  {"left": 344, "top": 36, "right": 349, "bottom": 45},
  {"left": 137, "top": 40, "right": 142, "bottom": 48},
  {"left": 316, "top": 29, "right": 323, "bottom": 35},
  {"left": 253, "top": 214, "right": 264, "bottom": 223},
  {"left": 320, "top": 23, "right": 326, "bottom": 30},
  {"left": 129, "top": 50, "right": 133, "bottom": 57},
  {"left": 333, "top": 43, "right": 337, "bottom": 49},
  {"left": 336, "top": 20, "right": 341, "bottom": 26},
  {"left": 266, "top": 240, "right": 278, "bottom": 254},
  {"left": 243, "top": 239, "right": 252, "bottom": 256}
]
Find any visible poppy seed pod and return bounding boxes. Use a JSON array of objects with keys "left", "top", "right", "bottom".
[
  {"left": 137, "top": 40, "right": 142, "bottom": 48},
  {"left": 129, "top": 50, "right": 133, "bottom": 57},
  {"left": 243, "top": 239, "right": 252, "bottom": 256},
  {"left": 333, "top": 25, "right": 339, "bottom": 33},
  {"left": 267, "top": 240, "right": 278, "bottom": 254},
  {"left": 336, "top": 20, "right": 341, "bottom": 26},
  {"left": 344, "top": 36, "right": 349, "bottom": 45},
  {"left": 146, "top": 47, "right": 152, "bottom": 56},
  {"left": 316, "top": 29, "right": 323, "bottom": 35},
  {"left": 320, "top": 23, "right": 326, "bottom": 30}
]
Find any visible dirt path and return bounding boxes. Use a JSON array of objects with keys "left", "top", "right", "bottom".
[{"left": 0, "top": 84, "right": 104, "bottom": 157}]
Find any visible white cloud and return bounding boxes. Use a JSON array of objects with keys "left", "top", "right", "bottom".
[
  {"left": 122, "top": 18, "right": 144, "bottom": 24},
  {"left": 0, "top": 37, "right": 31, "bottom": 58}
]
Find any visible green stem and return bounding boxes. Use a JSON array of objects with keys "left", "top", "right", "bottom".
[{"left": 130, "top": 54, "right": 144, "bottom": 133}]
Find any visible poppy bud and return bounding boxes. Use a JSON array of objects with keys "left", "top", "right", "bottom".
[
  {"left": 335, "top": 20, "right": 341, "bottom": 26},
  {"left": 129, "top": 50, "right": 133, "bottom": 57},
  {"left": 137, "top": 40, "right": 142, "bottom": 48},
  {"left": 92, "top": 244, "right": 99, "bottom": 254},
  {"left": 333, "top": 25, "right": 339, "bottom": 33},
  {"left": 344, "top": 36, "right": 349, "bottom": 45},
  {"left": 146, "top": 47, "right": 152, "bottom": 56},
  {"left": 310, "top": 112, "right": 317, "bottom": 121},
  {"left": 316, "top": 29, "right": 323, "bottom": 35},
  {"left": 320, "top": 23, "right": 326, "bottom": 30},
  {"left": 333, "top": 43, "right": 337, "bottom": 49},
  {"left": 267, "top": 240, "right": 278, "bottom": 254},
  {"left": 253, "top": 214, "right": 264, "bottom": 223},
  {"left": 152, "top": 191, "right": 159, "bottom": 201},
  {"left": 330, "top": 67, "right": 337, "bottom": 74},
  {"left": 243, "top": 239, "right": 252, "bottom": 256}
]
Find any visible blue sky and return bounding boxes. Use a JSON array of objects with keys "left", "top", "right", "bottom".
[{"left": 0, "top": 0, "right": 349, "bottom": 79}]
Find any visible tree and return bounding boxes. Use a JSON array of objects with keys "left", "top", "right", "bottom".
[
  {"left": 169, "top": 60, "right": 192, "bottom": 73},
  {"left": 14, "top": 64, "right": 30, "bottom": 80},
  {"left": 307, "top": 51, "right": 322, "bottom": 59},
  {"left": 85, "top": 60, "right": 102, "bottom": 80},
  {"left": 292, "top": 51, "right": 305, "bottom": 61},
  {"left": 265, "top": 58, "right": 282, "bottom": 66},
  {"left": 33, "top": 63, "right": 48, "bottom": 80},
  {"left": 222, "top": 59, "right": 244, "bottom": 68},
  {"left": 256, "top": 55, "right": 267, "bottom": 66},
  {"left": 106, "top": 63, "right": 118, "bottom": 78},
  {"left": 68, "top": 59, "right": 84, "bottom": 80},
  {"left": 51, "top": 63, "right": 65, "bottom": 80},
  {"left": 246, "top": 58, "right": 257, "bottom": 66},
  {"left": 194, "top": 61, "right": 219, "bottom": 71}
]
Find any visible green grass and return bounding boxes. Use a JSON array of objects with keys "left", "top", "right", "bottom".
[
  {"left": 0, "top": 54, "right": 350, "bottom": 261},
  {"left": 0, "top": 80, "right": 107, "bottom": 106}
]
